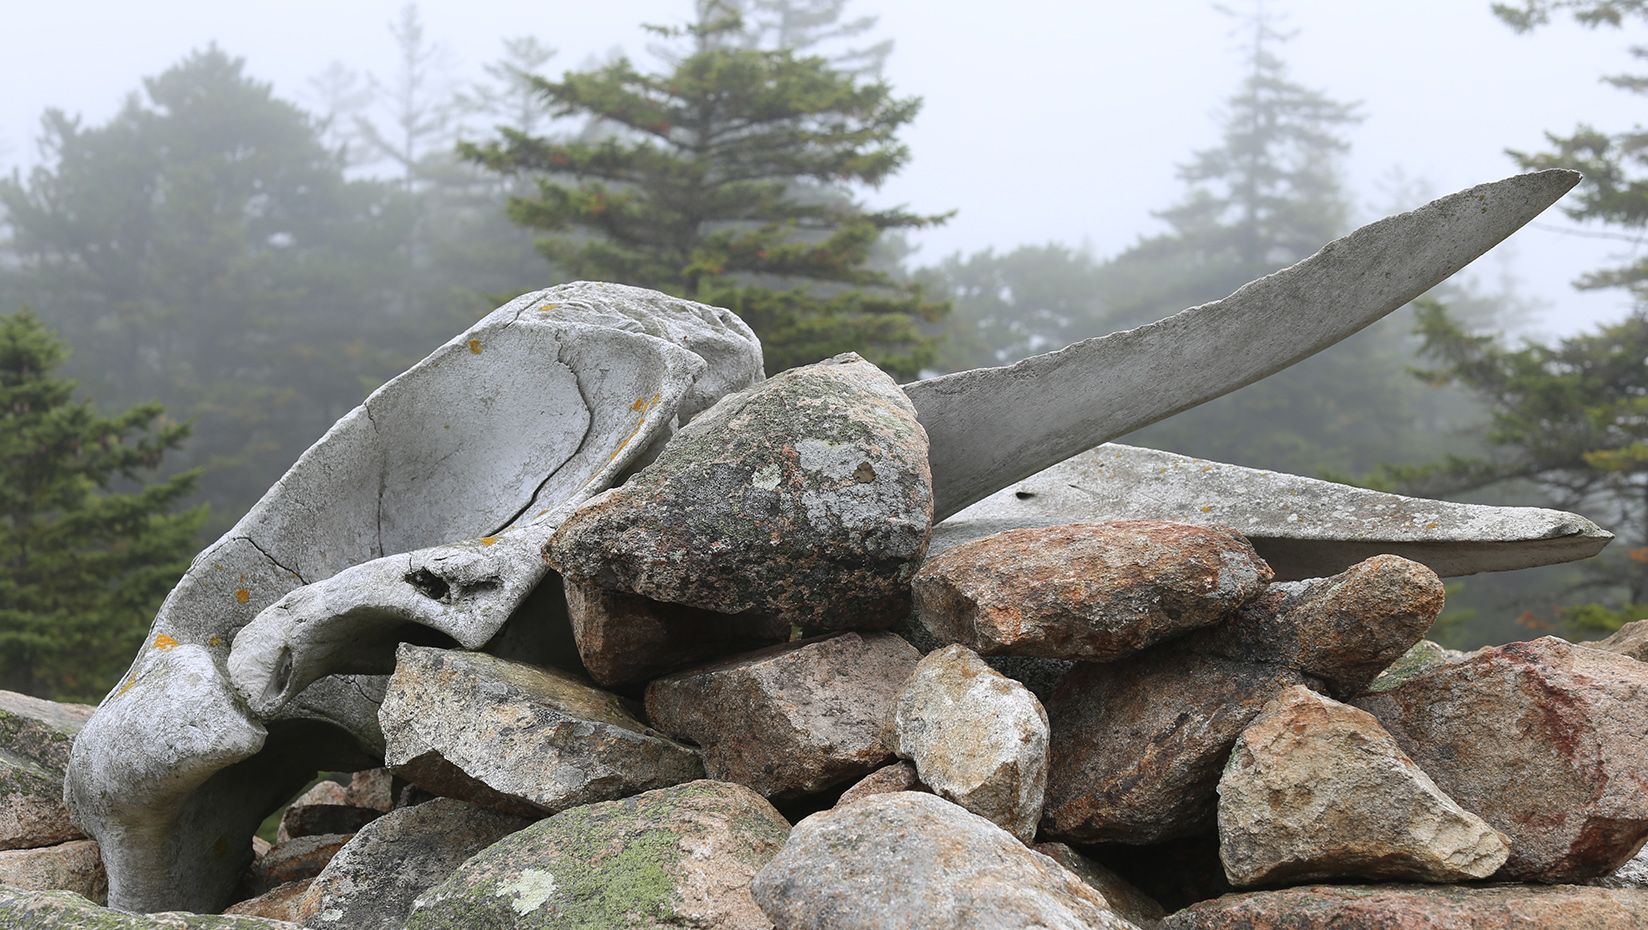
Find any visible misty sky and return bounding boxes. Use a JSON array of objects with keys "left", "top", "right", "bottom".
[{"left": 5, "top": 0, "right": 1647, "bottom": 337}]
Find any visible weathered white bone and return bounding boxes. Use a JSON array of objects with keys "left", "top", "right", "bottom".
[
  {"left": 930, "top": 443, "right": 1613, "bottom": 580},
  {"left": 906, "top": 169, "right": 1582, "bottom": 521},
  {"left": 65, "top": 283, "right": 764, "bottom": 913}
]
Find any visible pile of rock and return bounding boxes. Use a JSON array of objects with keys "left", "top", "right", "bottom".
[{"left": 8, "top": 351, "right": 1648, "bottom": 928}]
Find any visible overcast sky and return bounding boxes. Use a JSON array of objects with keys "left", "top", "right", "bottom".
[{"left": 4, "top": 0, "right": 1647, "bottom": 337}]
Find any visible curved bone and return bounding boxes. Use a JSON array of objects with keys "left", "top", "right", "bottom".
[
  {"left": 65, "top": 283, "right": 764, "bottom": 912},
  {"left": 907, "top": 169, "right": 1582, "bottom": 521},
  {"left": 931, "top": 443, "right": 1613, "bottom": 580}
]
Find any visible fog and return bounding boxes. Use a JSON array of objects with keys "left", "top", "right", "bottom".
[{"left": 4, "top": 0, "right": 1644, "bottom": 335}]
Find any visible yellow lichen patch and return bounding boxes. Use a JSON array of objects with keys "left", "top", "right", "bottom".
[
  {"left": 1200, "top": 506, "right": 1213, "bottom": 512},
  {"left": 235, "top": 589, "right": 251, "bottom": 604},
  {"left": 154, "top": 634, "right": 179, "bottom": 650},
  {"left": 116, "top": 675, "right": 137, "bottom": 697},
  {"left": 538, "top": 303, "right": 559, "bottom": 311},
  {"left": 208, "top": 635, "right": 223, "bottom": 647},
  {"left": 481, "top": 536, "right": 498, "bottom": 546},
  {"left": 469, "top": 339, "right": 483, "bottom": 354},
  {"left": 1426, "top": 522, "right": 1439, "bottom": 530}
]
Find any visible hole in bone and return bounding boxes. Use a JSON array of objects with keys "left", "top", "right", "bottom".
[
  {"left": 269, "top": 646, "right": 294, "bottom": 705},
  {"left": 404, "top": 569, "right": 451, "bottom": 601},
  {"left": 1015, "top": 490, "right": 1036, "bottom": 500}
]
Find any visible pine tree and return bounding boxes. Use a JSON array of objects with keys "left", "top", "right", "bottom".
[
  {"left": 0, "top": 308, "right": 206, "bottom": 701},
  {"left": 461, "top": 3, "right": 948, "bottom": 377}
]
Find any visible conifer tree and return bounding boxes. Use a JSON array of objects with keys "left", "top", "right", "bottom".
[
  {"left": 462, "top": 3, "right": 948, "bottom": 377},
  {"left": 0, "top": 309, "right": 205, "bottom": 700}
]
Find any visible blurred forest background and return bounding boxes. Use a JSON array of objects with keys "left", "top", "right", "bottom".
[{"left": 6, "top": 0, "right": 1648, "bottom": 701}]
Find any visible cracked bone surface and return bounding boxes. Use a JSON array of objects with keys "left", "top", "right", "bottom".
[
  {"left": 930, "top": 443, "right": 1613, "bottom": 581},
  {"left": 64, "top": 282, "right": 764, "bottom": 913}
]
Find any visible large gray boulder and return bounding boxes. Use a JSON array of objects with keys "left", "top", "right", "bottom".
[
  {"left": 295, "top": 798, "right": 536, "bottom": 930},
  {"left": 751, "top": 792, "right": 1139, "bottom": 930},
  {"left": 546, "top": 352, "right": 934, "bottom": 631},
  {"left": 893, "top": 645, "right": 1048, "bottom": 843},
  {"left": 380, "top": 645, "right": 703, "bottom": 817},
  {"left": 645, "top": 632, "right": 919, "bottom": 799},
  {"left": 65, "top": 283, "right": 762, "bottom": 913},
  {"left": 1218, "top": 685, "right": 1508, "bottom": 886},
  {"left": 1356, "top": 637, "right": 1648, "bottom": 882},
  {"left": 0, "top": 691, "right": 93, "bottom": 851},
  {"left": 404, "top": 780, "right": 788, "bottom": 930}
]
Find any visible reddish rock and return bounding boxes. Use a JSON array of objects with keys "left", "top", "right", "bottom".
[
  {"left": 1043, "top": 649, "right": 1316, "bottom": 843},
  {"left": 1159, "top": 883, "right": 1648, "bottom": 929},
  {"left": 545, "top": 353, "right": 934, "bottom": 631},
  {"left": 247, "top": 832, "right": 351, "bottom": 897},
  {"left": 344, "top": 768, "right": 396, "bottom": 813},
  {"left": 223, "top": 877, "right": 314, "bottom": 921},
  {"left": 1356, "top": 636, "right": 1648, "bottom": 882},
  {"left": 836, "top": 762, "right": 925, "bottom": 808},
  {"left": 564, "top": 581, "right": 789, "bottom": 686},
  {"left": 914, "top": 521, "right": 1272, "bottom": 661},
  {"left": 1182, "top": 554, "right": 1444, "bottom": 697},
  {"left": 646, "top": 632, "right": 920, "bottom": 799},
  {"left": 0, "top": 839, "right": 106, "bottom": 905}
]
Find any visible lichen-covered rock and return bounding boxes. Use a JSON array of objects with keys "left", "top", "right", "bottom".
[
  {"left": 1180, "top": 555, "right": 1444, "bottom": 697},
  {"left": 380, "top": 645, "right": 703, "bottom": 817},
  {"left": 1158, "top": 883, "right": 1648, "bottom": 929},
  {"left": 0, "top": 691, "right": 94, "bottom": 851},
  {"left": 645, "top": 632, "right": 918, "bottom": 799},
  {"left": 546, "top": 353, "right": 934, "bottom": 631},
  {"left": 565, "top": 582, "right": 789, "bottom": 687},
  {"left": 403, "top": 780, "right": 788, "bottom": 930},
  {"left": 893, "top": 645, "right": 1048, "bottom": 843},
  {"left": 1043, "top": 650, "right": 1316, "bottom": 843},
  {"left": 295, "top": 797, "right": 536, "bottom": 930},
  {"left": 751, "top": 792, "right": 1139, "bottom": 930},
  {"left": 1356, "top": 637, "right": 1648, "bottom": 882},
  {"left": 0, "top": 839, "right": 107, "bottom": 905},
  {"left": 1217, "top": 685, "right": 1508, "bottom": 886},
  {"left": 913, "top": 521, "right": 1271, "bottom": 661},
  {"left": 0, "top": 885, "right": 297, "bottom": 927},
  {"left": 1366, "top": 639, "right": 1471, "bottom": 693},
  {"left": 1033, "top": 842, "right": 1167, "bottom": 929}
]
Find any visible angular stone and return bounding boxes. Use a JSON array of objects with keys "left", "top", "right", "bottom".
[
  {"left": 645, "top": 632, "right": 919, "bottom": 799},
  {"left": 928, "top": 440, "right": 1613, "bottom": 578},
  {"left": 0, "top": 690, "right": 94, "bottom": 851},
  {"left": 1043, "top": 650, "right": 1316, "bottom": 843},
  {"left": 0, "top": 884, "right": 300, "bottom": 927},
  {"left": 296, "top": 797, "right": 536, "bottom": 930},
  {"left": 1158, "top": 883, "right": 1648, "bottom": 929},
  {"left": 547, "top": 352, "right": 934, "bottom": 631},
  {"left": 404, "top": 780, "right": 788, "bottom": 930},
  {"left": 69, "top": 283, "right": 763, "bottom": 913},
  {"left": 1584, "top": 618, "right": 1648, "bottom": 662},
  {"left": 564, "top": 582, "right": 789, "bottom": 687},
  {"left": 1366, "top": 639, "right": 1470, "bottom": 693},
  {"left": 894, "top": 645, "right": 1048, "bottom": 843},
  {"left": 751, "top": 792, "right": 1138, "bottom": 930},
  {"left": 1181, "top": 555, "right": 1444, "bottom": 697},
  {"left": 222, "top": 879, "right": 312, "bottom": 922},
  {"left": 276, "top": 805, "right": 380, "bottom": 844},
  {"left": 1033, "top": 843, "right": 1167, "bottom": 930},
  {"left": 914, "top": 521, "right": 1271, "bottom": 661},
  {"left": 381, "top": 645, "right": 702, "bottom": 817},
  {"left": 1218, "top": 685, "right": 1508, "bottom": 886},
  {"left": 835, "top": 762, "right": 924, "bottom": 809},
  {"left": 248, "top": 834, "right": 350, "bottom": 898},
  {"left": 0, "top": 838, "right": 107, "bottom": 905},
  {"left": 1356, "top": 637, "right": 1648, "bottom": 882},
  {"left": 342, "top": 769, "right": 394, "bottom": 814}
]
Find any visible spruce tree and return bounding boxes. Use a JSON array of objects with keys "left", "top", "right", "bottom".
[
  {"left": 0, "top": 309, "right": 205, "bottom": 700},
  {"left": 461, "top": 4, "right": 948, "bottom": 377}
]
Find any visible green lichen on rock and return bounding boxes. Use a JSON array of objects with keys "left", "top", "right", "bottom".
[
  {"left": 1366, "top": 640, "right": 1462, "bottom": 693},
  {"left": 0, "top": 885, "right": 294, "bottom": 928},
  {"left": 404, "top": 780, "right": 788, "bottom": 929}
]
